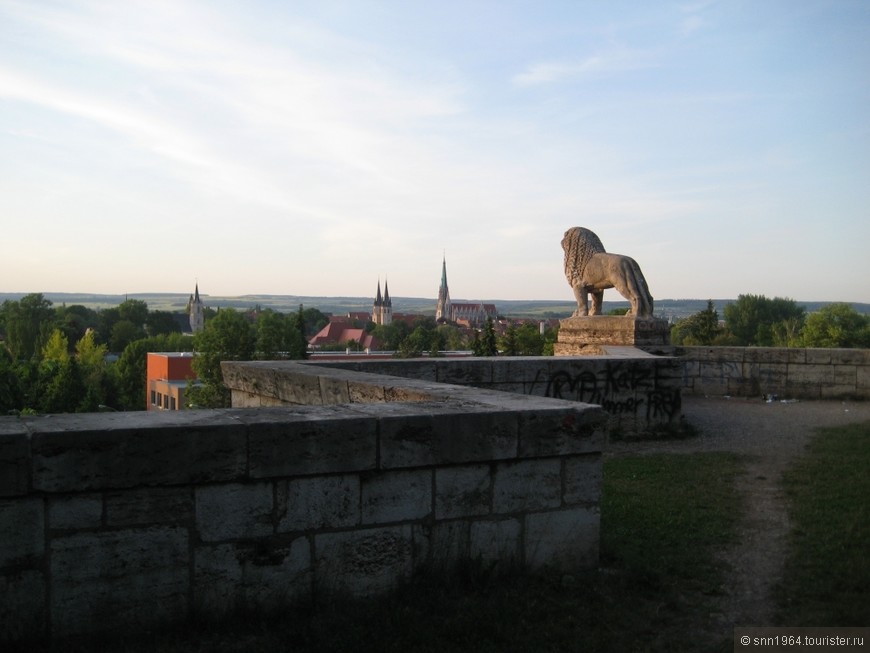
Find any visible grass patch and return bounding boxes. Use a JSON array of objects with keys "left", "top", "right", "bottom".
[
  {"left": 21, "top": 453, "right": 745, "bottom": 653},
  {"left": 776, "top": 421, "right": 870, "bottom": 626}
]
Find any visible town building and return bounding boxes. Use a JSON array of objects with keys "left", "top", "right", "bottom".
[
  {"left": 436, "top": 256, "right": 498, "bottom": 327},
  {"left": 146, "top": 352, "right": 197, "bottom": 411}
]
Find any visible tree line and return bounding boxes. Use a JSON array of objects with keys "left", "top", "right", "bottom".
[
  {"left": 0, "top": 293, "right": 327, "bottom": 414},
  {"left": 670, "top": 295, "right": 870, "bottom": 347}
]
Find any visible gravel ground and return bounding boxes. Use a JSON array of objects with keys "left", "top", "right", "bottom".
[{"left": 607, "top": 394, "right": 870, "bottom": 632}]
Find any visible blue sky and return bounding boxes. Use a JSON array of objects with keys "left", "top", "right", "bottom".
[{"left": 1, "top": 1, "right": 868, "bottom": 303}]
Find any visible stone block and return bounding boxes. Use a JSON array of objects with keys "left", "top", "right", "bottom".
[
  {"left": 0, "top": 427, "right": 30, "bottom": 497},
  {"left": 857, "top": 366, "right": 870, "bottom": 393},
  {"left": 0, "top": 569, "right": 45, "bottom": 641},
  {"left": 525, "top": 507, "right": 599, "bottom": 570},
  {"left": 563, "top": 455, "right": 602, "bottom": 505},
  {"left": 50, "top": 526, "right": 189, "bottom": 635},
  {"left": 516, "top": 406, "right": 606, "bottom": 458},
  {"left": 319, "top": 375, "right": 351, "bottom": 404},
  {"left": 278, "top": 475, "right": 360, "bottom": 532},
  {"left": 435, "top": 360, "right": 493, "bottom": 386},
  {"left": 49, "top": 494, "right": 102, "bottom": 530},
  {"left": 194, "top": 537, "right": 311, "bottom": 613},
  {"left": 493, "top": 459, "right": 561, "bottom": 514},
  {"left": 744, "top": 362, "right": 788, "bottom": 395},
  {"left": 379, "top": 408, "right": 518, "bottom": 469},
  {"left": 435, "top": 464, "right": 491, "bottom": 519},
  {"left": 362, "top": 469, "right": 431, "bottom": 524},
  {"left": 244, "top": 407, "right": 378, "bottom": 478},
  {"left": 106, "top": 487, "right": 194, "bottom": 527},
  {"left": 469, "top": 518, "right": 521, "bottom": 565},
  {"left": 315, "top": 525, "right": 416, "bottom": 598},
  {"left": 428, "top": 520, "right": 470, "bottom": 566},
  {"left": 196, "top": 482, "right": 273, "bottom": 542},
  {"left": 0, "top": 497, "right": 44, "bottom": 567},
  {"left": 744, "top": 348, "right": 801, "bottom": 364},
  {"left": 555, "top": 316, "right": 670, "bottom": 354},
  {"left": 30, "top": 412, "right": 247, "bottom": 492}
]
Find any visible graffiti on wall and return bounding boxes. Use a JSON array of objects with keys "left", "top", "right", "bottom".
[{"left": 539, "top": 361, "right": 680, "bottom": 420}]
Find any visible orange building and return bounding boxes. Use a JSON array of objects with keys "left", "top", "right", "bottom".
[{"left": 146, "top": 352, "right": 197, "bottom": 411}]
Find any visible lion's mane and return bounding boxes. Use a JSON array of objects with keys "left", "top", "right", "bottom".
[{"left": 562, "top": 227, "right": 606, "bottom": 286}]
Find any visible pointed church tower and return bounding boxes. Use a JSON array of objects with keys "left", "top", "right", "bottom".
[
  {"left": 436, "top": 256, "right": 452, "bottom": 322},
  {"left": 189, "top": 283, "right": 205, "bottom": 334},
  {"left": 372, "top": 279, "right": 393, "bottom": 326}
]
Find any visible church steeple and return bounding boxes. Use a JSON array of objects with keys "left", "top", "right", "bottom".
[
  {"left": 189, "top": 282, "right": 205, "bottom": 334},
  {"left": 372, "top": 278, "right": 392, "bottom": 326},
  {"left": 436, "top": 255, "right": 451, "bottom": 322}
]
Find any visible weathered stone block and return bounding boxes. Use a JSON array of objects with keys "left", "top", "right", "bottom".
[
  {"left": 0, "top": 498, "right": 43, "bottom": 567},
  {"left": 435, "top": 464, "right": 491, "bottom": 519},
  {"left": 362, "top": 469, "right": 431, "bottom": 524},
  {"left": 525, "top": 507, "right": 599, "bottom": 569},
  {"left": 428, "top": 520, "right": 470, "bottom": 566},
  {"left": 30, "top": 412, "right": 247, "bottom": 491},
  {"left": 436, "top": 360, "right": 493, "bottom": 386},
  {"left": 106, "top": 487, "right": 194, "bottom": 527},
  {"left": 196, "top": 482, "right": 273, "bottom": 542},
  {"left": 857, "top": 366, "right": 870, "bottom": 392},
  {"left": 469, "top": 518, "right": 521, "bottom": 565},
  {"left": 0, "top": 570, "right": 45, "bottom": 641},
  {"left": 244, "top": 407, "right": 378, "bottom": 478},
  {"left": 493, "top": 459, "right": 561, "bottom": 514},
  {"left": 0, "top": 427, "right": 30, "bottom": 497},
  {"left": 379, "top": 408, "right": 518, "bottom": 468},
  {"left": 563, "top": 455, "right": 602, "bottom": 505},
  {"left": 555, "top": 316, "right": 670, "bottom": 355},
  {"left": 194, "top": 537, "right": 311, "bottom": 613},
  {"left": 278, "top": 475, "right": 360, "bottom": 532},
  {"left": 49, "top": 494, "right": 102, "bottom": 530},
  {"left": 517, "top": 406, "right": 606, "bottom": 458},
  {"left": 51, "top": 527, "right": 189, "bottom": 635},
  {"left": 315, "top": 526, "right": 416, "bottom": 598}
]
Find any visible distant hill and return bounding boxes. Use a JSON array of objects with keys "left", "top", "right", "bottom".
[{"left": 1, "top": 292, "right": 867, "bottom": 321}]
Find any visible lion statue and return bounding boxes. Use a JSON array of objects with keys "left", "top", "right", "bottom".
[{"left": 561, "top": 227, "right": 654, "bottom": 318}]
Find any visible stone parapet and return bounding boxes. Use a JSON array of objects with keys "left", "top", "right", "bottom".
[
  {"left": 0, "top": 362, "right": 607, "bottom": 643},
  {"left": 664, "top": 346, "right": 870, "bottom": 399}
]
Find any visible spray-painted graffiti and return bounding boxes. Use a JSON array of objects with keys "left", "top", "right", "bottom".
[{"left": 541, "top": 361, "right": 680, "bottom": 421}]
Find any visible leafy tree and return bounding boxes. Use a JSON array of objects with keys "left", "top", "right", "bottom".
[
  {"left": 515, "top": 322, "right": 546, "bottom": 355},
  {"left": 190, "top": 309, "right": 255, "bottom": 408},
  {"left": 500, "top": 324, "right": 519, "bottom": 356},
  {"left": 1, "top": 293, "right": 56, "bottom": 360},
  {"left": 42, "top": 329, "right": 71, "bottom": 365},
  {"left": 57, "top": 304, "right": 99, "bottom": 346},
  {"left": 76, "top": 330, "right": 109, "bottom": 409},
  {"left": 110, "top": 320, "right": 144, "bottom": 352},
  {"left": 118, "top": 299, "right": 149, "bottom": 327},
  {"left": 724, "top": 295, "right": 805, "bottom": 346},
  {"left": 0, "top": 348, "right": 24, "bottom": 413},
  {"left": 146, "top": 310, "right": 182, "bottom": 336},
  {"left": 301, "top": 307, "right": 329, "bottom": 337},
  {"left": 800, "top": 303, "right": 870, "bottom": 348},
  {"left": 671, "top": 300, "right": 723, "bottom": 346},
  {"left": 473, "top": 318, "right": 498, "bottom": 356},
  {"left": 38, "top": 358, "right": 85, "bottom": 414}
]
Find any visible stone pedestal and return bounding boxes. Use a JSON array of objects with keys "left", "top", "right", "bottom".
[{"left": 554, "top": 316, "right": 671, "bottom": 356}]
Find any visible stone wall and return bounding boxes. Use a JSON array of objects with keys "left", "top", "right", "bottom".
[
  {"left": 287, "top": 352, "right": 682, "bottom": 435},
  {"left": 672, "top": 346, "right": 870, "bottom": 399},
  {"left": 0, "top": 363, "right": 607, "bottom": 643}
]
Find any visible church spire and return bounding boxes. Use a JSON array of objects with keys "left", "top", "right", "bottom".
[{"left": 436, "top": 255, "right": 451, "bottom": 322}]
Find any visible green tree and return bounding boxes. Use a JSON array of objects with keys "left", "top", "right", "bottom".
[
  {"left": 110, "top": 320, "right": 144, "bottom": 352},
  {"left": 515, "top": 322, "right": 546, "bottom": 355},
  {"left": 76, "top": 330, "right": 109, "bottom": 410},
  {"left": 671, "top": 300, "right": 723, "bottom": 346},
  {"left": 190, "top": 309, "right": 255, "bottom": 408},
  {"left": 118, "top": 299, "right": 149, "bottom": 327},
  {"left": 724, "top": 295, "right": 805, "bottom": 346},
  {"left": 499, "top": 324, "right": 519, "bottom": 356},
  {"left": 0, "top": 349, "right": 24, "bottom": 413},
  {"left": 800, "top": 303, "right": 870, "bottom": 348},
  {"left": 146, "top": 310, "right": 182, "bottom": 336},
  {"left": 38, "top": 358, "right": 84, "bottom": 414},
  {"left": 1, "top": 293, "right": 56, "bottom": 360},
  {"left": 42, "top": 329, "right": 70, "bottom": 365},
  {"left": 473, "top": 318, "right": 498, "bottom": 356}
]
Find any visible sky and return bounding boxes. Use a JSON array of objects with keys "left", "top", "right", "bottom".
[{"left": 1, "top": 1, "right": 869, "bottom": 304}]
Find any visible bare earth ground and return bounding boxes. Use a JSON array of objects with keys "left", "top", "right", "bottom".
[{"left": 607, "top": 395, "right": 870, "bottom": 634}]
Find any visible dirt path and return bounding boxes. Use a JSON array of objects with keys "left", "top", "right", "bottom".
[{"left": 607, "top": 395, "right": 870, "bottom": 631}]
